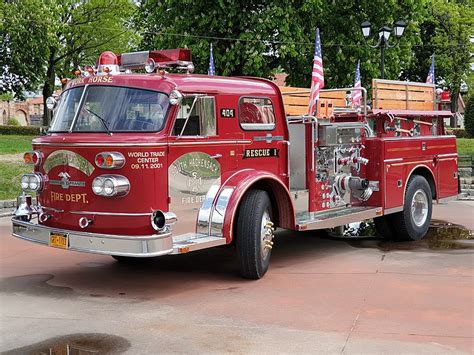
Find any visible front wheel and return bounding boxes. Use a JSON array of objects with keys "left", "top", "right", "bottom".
[
  {"left": 236, "top": 190, "right": 275, "bottom": 279},
  {"left": 392, "top": 175, "right": 432, "bottom": 241}
]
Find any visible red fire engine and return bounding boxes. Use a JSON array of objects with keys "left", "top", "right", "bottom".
[{"left": 12, "top": 49, "right": 458, "bottom": 279}]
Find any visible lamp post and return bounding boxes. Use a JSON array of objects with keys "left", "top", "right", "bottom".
[{"left": 361, "top": 20, "right": 406, "bottom": 79}]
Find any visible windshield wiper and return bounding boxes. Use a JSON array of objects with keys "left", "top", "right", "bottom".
[{"left": 84, "top": 107, "right": 112, "bottom": 136}]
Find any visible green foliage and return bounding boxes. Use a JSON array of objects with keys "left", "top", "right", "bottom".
[
  {"left": 0, "top": 162, "right": 32, "bottom": 200},
  {"left": 138, "top": 1, "right": 427, "bottom": 89},
  {"left": 402, "top": 0, "right": 473, "bottom": 110},
  {"left": 0, "top": 125, "right": 42, "bottom": 136},
  {"left": 1, "top": 0, "right": 138, "bottom": 123},
  {"left": 0, "top": 93, "right": 14, "bottom": 102},
  {"left": 0, "top": 135, "right": 36, "bottom": 155},
  {"left": 7, "top": 118, "right": 20, "bottom": 126},
  {"left": 464, "top": 95, "right": 474, "bottom": 138}
]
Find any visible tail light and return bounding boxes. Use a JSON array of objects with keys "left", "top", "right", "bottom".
[
  {"left": 95, "top": 152, "right": 125, "bottom": 169},
  {"left": 23, "top": 151, "right": 43, "bottom": 166},
  {"left": 92, "top": 175, "right": 130, "bottom": 197},
  {"left": 21, "top": 173, "right": 45, "bottom": 192}
]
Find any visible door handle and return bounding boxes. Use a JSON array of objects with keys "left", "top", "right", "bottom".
[{"left": 210, "top": 154, "right": 222, "bottom": 159}]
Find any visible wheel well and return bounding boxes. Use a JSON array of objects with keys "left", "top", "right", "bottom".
[
  {"left": 410, "top": 167, "right": 437, "bottom": 199},
  {"left": 233, "top": 178, "right": 294, "bottom": 237}
]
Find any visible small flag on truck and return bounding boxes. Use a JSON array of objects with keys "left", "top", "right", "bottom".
[
  {"left": 308, "top": 28, "right": 324, "bottom": 116},
  {"left": 352, "top": 59, "right": 362, "bottom": 107},
  {"left": 208, "top": 43, "right": 215, "bottom": 76},
  {"left": 426, "top": 54, "right": 435, "bottom": 84}
]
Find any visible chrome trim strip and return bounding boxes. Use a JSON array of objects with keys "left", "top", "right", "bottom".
[
  {"left": 382, "top": 135, "right": 456, "bottom": 141},
  {"left": 384, "top": 206, "right": 403, "bottom": 214},
  {"left": 437, "top": 195, "right": 459, "bottom": 204},
  {"left": 70, "top": 210, "right": 152, "bottom": 216},
  {"left": 210, "top": 187, "right": 235, "bottom": 237},
  {"left": 253, "top": 135, "right": 284, "bottom": 142},
  {"left": 297, "top": 207, "right": 382, "bottom": 231},
  {"left": 39, "top": 206, "right": 64, "bottom": 213},
  {"left": 437, "top": 153, "right": 458, "bottom": 158},
  {"left": 197, "top": 185, "right": 221, "bottom": 235},
  {"left": 12, "top": 216, "right": 174, "bottom": 257},
  {"left": 384, "top": 158, "right": 403, "bottom": 163},
  {"left": 169, "top": 140, "right": 251, "bottom": 146}
]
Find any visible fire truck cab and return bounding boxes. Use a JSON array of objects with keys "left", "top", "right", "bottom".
[{"left": 12, "top": 49, "right": 459, "bottom": 279}]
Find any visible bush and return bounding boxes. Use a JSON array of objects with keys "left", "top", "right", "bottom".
[
  {"left": 446, "top": 128, "right": 470, "bottom": 138},
  {"left": 465, "top": 95, "right": 474, "bottom": 138},
  {"left": 0, "top": 125, "right": 42, "bottom": 135},
  {"left": 7, "top": 117, "right": 20, "bottom": 126}
]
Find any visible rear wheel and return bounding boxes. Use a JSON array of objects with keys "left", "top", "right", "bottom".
[
  {"left": 392, "top": 175, "right": 432, "bottom": 241},
  {"left": 236, "top": 190, "right": 274, "bottom": 279}
]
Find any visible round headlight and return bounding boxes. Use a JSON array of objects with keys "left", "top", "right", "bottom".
[
  {"left": 28, "top": 175, "right": 39, "bottom": 190},
  {"left": 21, "top": 175, "right": 29, "bottom": 190},
  {"left": 169, "top": 90, "right": 183, "bottom": 105},
  {"left": 92, "top": 177, "right": 104, "bottom": 194},
  {"left": 103, "top": 178, "right": 114, "bottom": 195}
]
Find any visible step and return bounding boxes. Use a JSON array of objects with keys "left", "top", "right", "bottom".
[
  {"left": 172, "top": 233, "right": 226, "bottom": 254},
  {"left": 296, "top": 206, "right": 382, "bottom": 231}
]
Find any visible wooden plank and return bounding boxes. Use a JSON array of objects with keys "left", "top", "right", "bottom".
[
  {"left": 320, "top": 91, "right": 346, "bottom": 99},
  {"left": 279, "top": 86, "right": 310, "bottom": 93},
  {"left": 408, "top": 91, "right": 435, "bottom": 101},
  {"left": 283, "top": 96, "right": 309, "bottom": 105},
  {"left": 407, "top": 101, "right": 435, "bottom": 110},
  {"left": 284, "top": 105, "right": 308, "bottom": 116},
  {"left": 375, "top": 90, "right": 408, "bottom": 100},
  {"left": 373, "top": 99, "right": 408, "bottom": 110},
  {"left": 374, "top": 82, "right": 434, "bottom": 92}
]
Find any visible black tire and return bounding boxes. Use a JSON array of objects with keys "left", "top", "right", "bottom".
[
  {"left": 374, "top": 215, "right": 395, "bottom": 240},
  {"left": 391, "top": 175, "right": 432, "bottom": 241},
  {"left": 236, "top": 189, "right": 274, "bottom": 279}
]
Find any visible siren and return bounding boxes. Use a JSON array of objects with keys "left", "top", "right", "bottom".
[
  {"left": 119, "top": 49, "right": 194, "bottom": 73},
  {"left": 96, "top": 51, "right": 120, "bottom": 75}
]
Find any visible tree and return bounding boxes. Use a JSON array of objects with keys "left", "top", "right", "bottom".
[
  {"left": 401, "top": 0, "right": 473, "bottom": 124},
  {"left": 1, "top": 0, "right": 138, "bottom": 125},
  {"left": 464, "top": 95, "right": 474, "bottom": 138},
  {"left": 137, "top": 0, "right": 427, "bottom": 92}
]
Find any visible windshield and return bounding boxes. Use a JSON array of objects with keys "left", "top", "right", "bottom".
[{"left": 49, "top": 86, "right": 170, "bottom": 132}]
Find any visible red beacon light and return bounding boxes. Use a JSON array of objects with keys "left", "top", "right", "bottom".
[
  {"left": 120, "top": 49, "right": 194, "bottom": 74},
  {"left": 96, "top": 51, "right": 120, "bottom": 75}
]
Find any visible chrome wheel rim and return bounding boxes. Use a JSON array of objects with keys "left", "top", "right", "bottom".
[
  {"left": 411, "top": 189, "right": 429, "bottom": 227},
  {"left": 260, "top": 210, "right": 274, "bottom": 259}
]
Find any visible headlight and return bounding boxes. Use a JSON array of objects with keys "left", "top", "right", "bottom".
[
  {"left": 92, "top": 177, "right": 104, "bottom": 194},
  {"left": 20, "top": 173, "right": 44, "bottom": 192},
  {"left": 92, "top": 175, "right": 130, "bottom": 197}
]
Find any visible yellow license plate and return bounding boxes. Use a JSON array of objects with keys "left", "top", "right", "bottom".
[{"left": 49, "top": 233, "right": 68, "bottom": 249}]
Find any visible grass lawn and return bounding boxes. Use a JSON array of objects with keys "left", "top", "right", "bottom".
[
  {"left": 457, "top": 138, "right": 474, "bottom": 159},
  {"left": 0, "top": 162, "right": 33, "bottom": 200},
  {"left": 0, "top": 135, "right": 36, "bottom": 155}
]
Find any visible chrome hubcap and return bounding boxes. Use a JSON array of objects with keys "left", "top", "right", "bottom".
[
  {"left": 411, "top": 189, "right": 429, "bottom": 227},
  {"left": 260, "top": 210, "right": 274, "bottom": 258}
]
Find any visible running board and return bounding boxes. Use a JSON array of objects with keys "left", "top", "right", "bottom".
[
  {"left": 172, "top": 233, "right": 226, "bottom": 254},
  {"left": 296, "top": 206, "right": 383, "bottom": 231}
]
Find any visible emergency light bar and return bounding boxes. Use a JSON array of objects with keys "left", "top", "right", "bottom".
[{"left": 119, "top": 49, "right": 193, "bottom": 72}]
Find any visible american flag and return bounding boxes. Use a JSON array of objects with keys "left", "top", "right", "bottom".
[
  {"left": 208, "top": 43, "right": 215, "bottom": 76},
  {"left": 352, "top": 59, "right": 362, "bottom": 107},
  {"left": 308, "top": 28, "right": 324, "bottom": 116},
  {"left": 426, "top": 54, "right": 435, "bottom": 84}
]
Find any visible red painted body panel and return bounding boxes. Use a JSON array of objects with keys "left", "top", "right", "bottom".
[{"left": 27, "top": 71, "right": 459, "bottom": 243}]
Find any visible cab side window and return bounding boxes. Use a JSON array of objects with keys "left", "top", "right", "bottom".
[
  {"left": 239, "top": 97, "right": 276, "bottom": 131},
  {"left": 173, "top": 96, "right": 216, "bottom": 136}
]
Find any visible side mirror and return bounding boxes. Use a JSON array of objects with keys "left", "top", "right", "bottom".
[{"left": 46, "top": 96, "right": 57, "bottom": 110}]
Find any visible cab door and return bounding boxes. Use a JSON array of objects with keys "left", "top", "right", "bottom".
[{"left": 167, "top": 95, "right": 234, "bottom": 236}]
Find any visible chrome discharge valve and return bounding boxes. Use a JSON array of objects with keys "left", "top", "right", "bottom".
[{"left": 335, "top": 175, "right": 373, "bottom": 202}]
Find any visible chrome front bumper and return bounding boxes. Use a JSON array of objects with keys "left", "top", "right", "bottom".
[{"left": 11, "top": 216, "right": 174, "bottom": 257}]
